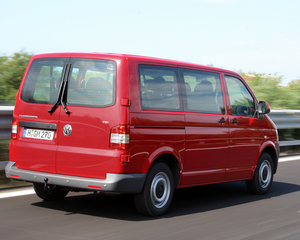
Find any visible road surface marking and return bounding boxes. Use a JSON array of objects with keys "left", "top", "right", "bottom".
[
  {"left": 279, "top": 156, "right": 300, "bottom": 162},
  {"left": 0, "top": 189, "right": 35, "bottom": 199}
]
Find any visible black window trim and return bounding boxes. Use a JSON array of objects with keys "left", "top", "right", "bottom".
[{"left": 19, "top": 121, "right": 57, "bottom": 130}]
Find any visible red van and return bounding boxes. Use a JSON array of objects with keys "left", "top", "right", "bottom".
[{"left": 5, "top": 53, "right": 279, "bottom": 216}]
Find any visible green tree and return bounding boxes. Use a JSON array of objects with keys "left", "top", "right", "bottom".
[
  {"left": 287, "top": 79, "right": 300, "bottom": 108},
  {"left": 239, "top": 71, "right": 298, "bottom": 109},
  {"left": 0, "top": 51, "right": 32, "bottom": 101}
]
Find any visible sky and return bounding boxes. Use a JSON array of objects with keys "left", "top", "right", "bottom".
[{"left": 1, "top": 0, "right": 300, "bottom": 84}]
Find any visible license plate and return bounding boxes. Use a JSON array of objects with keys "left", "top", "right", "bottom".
[{"left": 23, "top": 128, "right": 54, "bottom": 140}]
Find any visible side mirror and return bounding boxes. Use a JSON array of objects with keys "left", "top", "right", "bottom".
[{"left": 258, "top": 101, "right": 270, "bottom": 114}]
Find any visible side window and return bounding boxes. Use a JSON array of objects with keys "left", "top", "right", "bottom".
[
  {"left": 181, "top": 69, "right": 225, "bottom": 114},
  {"left": 225, "top": 76, "right": 256, "bottom": 117},
  {"left": 66, "top": 59, "right": 116, "bottom": 107},
  {"left": 139, "top": 65, "right": 181, "bottom": 111},
  {"left": 21, "top": 59, "right": 67, "bottom": 104}
]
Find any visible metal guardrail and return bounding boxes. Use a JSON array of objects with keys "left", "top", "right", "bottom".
[
  {"left": 0, "top": 106, "right": 14, "bottom": 140},
  {"left": 268, "top": 110, "right": 300, "bottom": 129},
  {"left": 268, "top": 110, "right": 300, "bottom": 147},
  {"left": 1, "top": 107, "right": 300, "bottom": 170},
  {"left": 0, "top": 107, "right": 300, "bottom": 139},
  {"left": 0, "top": 161, "right": 8, "bottom": 171}
]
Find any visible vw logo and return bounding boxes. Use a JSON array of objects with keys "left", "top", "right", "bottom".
[{"left": 63, "top": 124, "right": 72, "bottom": 136}]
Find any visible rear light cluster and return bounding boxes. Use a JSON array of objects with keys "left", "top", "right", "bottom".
[
  {"left": 110, "top": 125, "right": 130, "bottom": 150},
  {"left": 11, "top": 118, "right": 18, "bottom": 140}
]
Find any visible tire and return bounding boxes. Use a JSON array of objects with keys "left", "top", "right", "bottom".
[
  {"left": 33, "top": 183, "right": 69, "bottom": 201},
  {"left": 246, "top": 153, "right": 274, "bottom": 195},
  {"left": 134, "top": 163, "right": 174, "bottom": 216}
]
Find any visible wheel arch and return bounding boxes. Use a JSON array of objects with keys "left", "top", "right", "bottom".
[
  {"left": 147, "top": 153, "right": 181, "bottom": 189},
  {"left": 261, "top": 146, "right": 278, "bottom": 174}
]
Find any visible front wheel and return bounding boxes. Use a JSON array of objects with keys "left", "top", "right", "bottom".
[
  {"left": 246, "top": 153, "right": 274, "bottom": 194},
  {"left": 134, "top": 163, "right": 174, "bottom": 216},
  {"left": 33, "top": 183, "right": 69, "bottom": 201}
]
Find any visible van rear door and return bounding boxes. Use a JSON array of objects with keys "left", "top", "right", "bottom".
[
  {"left": 12, "top": 56, "right": 70, "bottom": 173},
  {"left": 55, "top": 57, "right": 119, "bottom": 179}
]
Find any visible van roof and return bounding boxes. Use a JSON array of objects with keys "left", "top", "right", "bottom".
[{"left": 31, "top": 52, "right": 239, "bottom": 76}]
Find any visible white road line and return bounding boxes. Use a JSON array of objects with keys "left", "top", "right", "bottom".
[
  {"left": 0, "top": 189, "right": 35, "bottom": 199},
  {"left": 279, "top": 156, "right": 300, "bottom": 162}
]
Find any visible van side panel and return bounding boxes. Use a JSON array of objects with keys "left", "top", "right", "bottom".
[
  {"left": 129, "top": 112, "right": 185, "bottom": 174},
  {"left": 182, "top": 113, "right": 229, "bottom": 186},
  {"left": 128, "top": 59, "right": 185, "bottom": 175},
  {"left": 225, "top": 116, "right": 264, "bottom": 180}
]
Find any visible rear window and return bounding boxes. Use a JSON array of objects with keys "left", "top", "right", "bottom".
[
  {"left": 21, "top": 58, "right": 68, "bottom": 104},
  {"left": 66, "top": 59, "right": 116, "bottom": 107},
  {"left": 21, "top": 58, "right": 116, "bottom": 107}
]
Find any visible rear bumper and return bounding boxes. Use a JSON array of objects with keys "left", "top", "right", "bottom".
[{"left": 5, "top": 161, "right": 146, "bottom": 194}]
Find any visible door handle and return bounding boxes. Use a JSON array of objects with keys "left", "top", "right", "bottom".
[
  {"left": 219, "top": 119, "right": 226, "bottom": 123},
  {"left": 232, "top": 120, "right": 239, "bottom": 124}
]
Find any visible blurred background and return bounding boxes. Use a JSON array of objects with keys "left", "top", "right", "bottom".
[{"left": 1, "top": 0, "right": 300, "bottom": 187}]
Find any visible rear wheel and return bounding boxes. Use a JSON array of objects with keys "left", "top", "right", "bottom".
[
  {"left": 134, "top": 163, "right": 174, "bottom": 216},
  {"left": 33, "top": 183, "right": 69, "bottom": 201},
  {"left": 246, "top": 153, "right": 274, "bottom": 194}
]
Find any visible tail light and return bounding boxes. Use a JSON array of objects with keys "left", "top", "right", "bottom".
[
  {"left": 11, "top": 118, "right": 18, "bottom": 140},
  {"left": 110, "top": 125, "right": 130, "bottom": 150}
]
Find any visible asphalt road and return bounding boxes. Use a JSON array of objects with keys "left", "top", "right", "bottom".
[{"left": 0, "top": 159, "right": 300, "bottom": 240}]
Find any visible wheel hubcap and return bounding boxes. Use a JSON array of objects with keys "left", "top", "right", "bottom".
[
  {"left": 259, "top": 160, "right": 271, "bottom": 188},
  {"left": 150, "top": 172, "right": 171, "bottom": 209}
]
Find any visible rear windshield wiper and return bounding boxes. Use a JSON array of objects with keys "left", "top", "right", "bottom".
[
  {"left": 60, "top": 79, "right": 70, "bottom": 115},
  {"left": 48, "top": 63, "right": 70, "bottom": 114}
]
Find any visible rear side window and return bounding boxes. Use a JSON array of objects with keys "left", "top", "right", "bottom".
[
  {"left": 139, "top": 65, "right": 181, "bottom": 111},
  {"left": 21, "top": 58, "right": 68, "bottom": 104},
  {"left": 66, "top": 59, "right": 116, "bottom": 107},
  {"left": 180, "top": 69, "right": 225, "bottom": 114}
]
